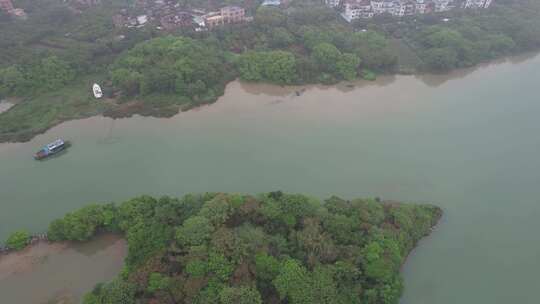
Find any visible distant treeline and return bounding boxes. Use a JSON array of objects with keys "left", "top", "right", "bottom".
[
  {"left": 392, "top": 0, "right": 540, "bottom": 71},
  {"left": 42, "top": 192, "right": 441, "bottom": 304}
]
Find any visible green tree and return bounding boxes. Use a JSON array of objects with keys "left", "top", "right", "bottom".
[
  {"left": 186, "top": 259, "right": 208, "bottom": 277},
  {"left": 147, "top": 272, "right": 171, "bottom": 293},
  {"left": 110, "top": 68, "right": 142, "bottom": 97},
  {"left": 237, "top": 51, "right": 297, "bottom": 84},
  {"left": 255, "top": 7, "right": 287, "bottom": 28},
  {"left": 176, "top": 216, "right": 214, "bottom": 247},
  {"left": 83, "top": 279, "right": 136, "bottom": 304},
  {"left": 269, "top": 27, "right": 294, "bottom": 48},
  {"left": 32, "top": 56, "right": 75, "bottom": 90},
  {"left": 312, "top": 43, "right": 342, "bottom": 72},
  {"left": 352, "top": 31, "right": 397, "bottom": 70},
  {"left": 199, "top": 195, "right": 234, "bottom": 226},
  {"left": 273, "top": 259, "right": 315, "bottom": 304},
  {"left": 124, "top": 221, "right": 173, "bottom": 269},
  {"left": 0, "top": 65, "right": 25, "bottom": 97},
  {"left": 208, "top": 252, "right": 234, "bottom": 282},
  {"left": 219, "top": 286, "right": 263, "bottom": 304},
  {"left": 255, "top": 253, "right": 280, "bottom": 281},
  {"left": 423, "top": 48, "right": 458, "bottom": 71},
  {"left": 47, "top": 204, "right": 109, "bottom": 241},
  {"left": 5, "top": 230, "right": 30, "bottom": 250},
  {"left": 336, "top": 53, "right": 361, "bottom": 81}
]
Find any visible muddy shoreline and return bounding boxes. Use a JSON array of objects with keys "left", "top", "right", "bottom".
[
  {"left": 1, "top": 51, "right": 538, "bottom": 144},
  {"left": 0, "top": 234, "right": 127, "bottom": 304}
]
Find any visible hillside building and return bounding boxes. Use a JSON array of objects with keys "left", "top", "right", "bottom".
[
  {"left": 0, "top": 0, "right": 14, "bottom": 12},
  {"left": 204, "top": 6, "right": 247, "bottom": 28},
  {"left": 464, "top": 0, "right": 492, "bottom": 8},
  {"left": 332, "top": 0, "right": 492, "bottom": 21}
]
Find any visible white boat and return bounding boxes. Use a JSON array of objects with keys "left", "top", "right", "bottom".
[{"left": 93, "top": 83, "right": 103, "bottom": 99}]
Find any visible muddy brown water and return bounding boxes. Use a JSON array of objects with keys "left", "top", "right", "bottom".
[{"left": 0, "top": 235, "right": 126, "bottom": 304}]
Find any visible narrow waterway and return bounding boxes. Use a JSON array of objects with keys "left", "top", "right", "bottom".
[
  {"left": 0, "top": 235, "right": 126, "bottom": 303},
  {"left": 0, "top": 53, "right": 539, "bottom": 303}
]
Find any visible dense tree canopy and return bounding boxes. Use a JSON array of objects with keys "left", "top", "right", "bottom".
[
  {"left": 0, "top": 56, "right": 75, "bottom": 97},
  {"left": 237, "top": 50, "right": 297, "bottom": 84},
  {"left": 110, "top": 36, "right": 232, "bottom": 106},
  {"left": 400, "top": 0, "right": 540, "bottom": 71},
  {"left": 45, "top": 192, "right": 441, "bottom": 304}
]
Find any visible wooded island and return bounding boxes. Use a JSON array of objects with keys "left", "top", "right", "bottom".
[{"left": 12, "top": 192, "right": 443, "bottom": 304}]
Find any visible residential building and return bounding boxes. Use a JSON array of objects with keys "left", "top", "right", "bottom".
[
  {"left": 10, "top": 7, "right": 26, "bottom": 17},
  {"left": 403, "top": 1, "right": 416, "bottom": 15},
  {"left": 0, "top": 0, "right": 14, "bottom": 12},
  {"left": 342, "top": 0, "right": 374, "bottom": 21},
  {"left": 464, "top": 0, "right": 491, "bottom": 8},
  {"left": 221, "top": 6, "right": 245, "bottom": 23},
  {"left": 394, "top": 2, "right": 406, "bottom": 16},
  {"left": 204, "top": 6, "right": 247, "bottom": 28},
  {"left": 332, "top": 0, "right": 492, "bottom": 21},
  {"left": 75, "top": 0, "right": 101, "bottom": 5},
  {"left": 415, "top": 0, "right": 427, "bottom": 14},
  {"left": 136, "top": 15, "right": 148, "bottom": 26},
  {"left": 325, "top": 0, "right": 342, "bottom": 8},
  {"left": 433, "top": 0, "right": 451, "bottom": 12},
  {"left": 160, "top": 12, "right": 193, "bottom": 30},
  {"left": 262, "top": 0, "right": 281, "bottom": 6}
]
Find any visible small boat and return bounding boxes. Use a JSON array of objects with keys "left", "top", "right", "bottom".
[
  {"left": 93, "top": 83, "right": 103, "bottom": 99},
  {"left": 34, "top": 139, "right": 70, "bottom": 160}
]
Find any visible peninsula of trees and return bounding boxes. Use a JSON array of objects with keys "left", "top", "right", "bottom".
[
  {"left": 38, "top": 192, "right": 442, "bottom": 304},
  {"left": 1, "top": 0, "right": 539, "bottom": 142}
]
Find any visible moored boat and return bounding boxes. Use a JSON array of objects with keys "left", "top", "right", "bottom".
[
  {"left": 93, "top": 83, "right": 103, "bottom": 99},
  {"left": 34, "top": 139, "right": 70, "bottom": 160}
]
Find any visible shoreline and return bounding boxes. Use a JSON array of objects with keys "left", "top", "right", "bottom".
[
  {"left": 0, "top": 234, "right": 127, "bottom": 304},
  {"left": 1, "top": 50, "right": 538, "bottom": 144},
  {"left": 0, "top": 240, "right": 66, "bottom": 281}
]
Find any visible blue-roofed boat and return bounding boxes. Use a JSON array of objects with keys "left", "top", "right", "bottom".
[{"left": 34, "top": 139, "right": 70, "bottom": 160}]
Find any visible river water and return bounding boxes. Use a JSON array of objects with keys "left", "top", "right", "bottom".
[{"left": 0, "top": 53, "right": 539, "bottom": 303}]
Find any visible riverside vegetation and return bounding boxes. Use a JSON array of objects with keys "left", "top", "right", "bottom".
[
  {"left": 1, "top": 0, "right": 539, "bottom": 142},
  {"left": 26, "top": 192, "right": 443, "bottom": 304}
]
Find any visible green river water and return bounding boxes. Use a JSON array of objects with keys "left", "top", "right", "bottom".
[{"left": 0, "top": 53, "right": 539, "bottom": 303}]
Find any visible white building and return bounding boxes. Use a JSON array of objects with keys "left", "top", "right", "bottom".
[
  {"left": 136, "top": 15, "right": 148, "bottom": 26},
  {"left": 464, "top": 0, "right": 492, "bottom": 9},
  {"left": 336, "top": 0, "right": 492, "bottom": 21},
  {"left": 415, "top": 0, "right": 427, "bottom": 14},
  {"left": 433, "top": 0, "right": 451, "bottom": 12},
  {"left": 325, "top": 0, "right": 341, "bottom": 7},
  {"left": 262, "top": 0, "right": 281, "bottom": 6},
  {"left": 342, "top": 0, "right": 374, "bottom": 21},
  {"left": 370, "top": 0, "right": 407, "bottom": 17}
]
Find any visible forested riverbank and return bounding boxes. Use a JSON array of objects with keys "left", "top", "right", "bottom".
[
  {"left": 3, "top": 192, "right": 441, "bottom": 304},
  {"left": 1, "top": 0, "right": 539, "bottom": 142}
]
